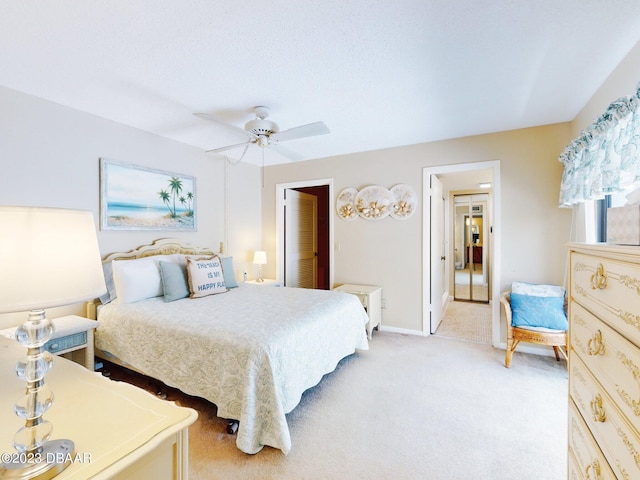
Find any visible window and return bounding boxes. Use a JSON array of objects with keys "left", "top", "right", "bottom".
[{"left": 593, "top": 192, "right": 628, "bottom": 242}]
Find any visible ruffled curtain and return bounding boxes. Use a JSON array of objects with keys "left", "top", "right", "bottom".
[{"left": 558, "top": 82, "right": 640, "bottom": 207}]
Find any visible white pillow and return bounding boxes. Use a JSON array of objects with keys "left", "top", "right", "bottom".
[
  {"left": 187, "top": 256, "right": 227, "bottom": 298},
  {"left": 511, "top": 282, "right": 565, "bottom": 297},
  {"left": 112, "top": 254, "right": 184, "bottom": 304}
]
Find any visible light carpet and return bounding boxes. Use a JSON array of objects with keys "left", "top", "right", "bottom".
[
  {"left": 103, "top": 332, "right": 568, "bottom": 479},
  {"left": 435, "top": 300, "right": 492, "bottom": 344}
]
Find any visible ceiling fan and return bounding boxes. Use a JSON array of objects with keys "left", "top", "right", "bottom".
[{"left": 194, "top": 106, "right": 330, "bottom": 162}]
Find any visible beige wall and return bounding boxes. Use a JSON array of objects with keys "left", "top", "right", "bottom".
[
  {"left": 567, "top": 39, "right": 640, "bottom": 243},
  {"left": 0, "top": 86, "right": 262, "bottom": 328},
  {"left": 573, "top": 40, "right": 640, "bottom": 135},
  {"left": 263, "top": 123, "right": 573, "bottom": 334}
]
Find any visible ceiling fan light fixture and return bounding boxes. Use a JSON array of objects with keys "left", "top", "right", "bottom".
[{"left": 244, "top": 118, "right": 279, "bottom": 136}]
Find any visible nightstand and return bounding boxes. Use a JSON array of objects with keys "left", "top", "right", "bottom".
[
  {"left": 246, "top": 279, "right": 282, "bottom": 286},
  {"left": 0, "top": 335, "right": 197, "bottom": 479},
  {"left": 0, "top": 315, "right": 98, "bottom": 370},
  {"left": 334, "top": 284, "right": 382, "bottom": 340}
]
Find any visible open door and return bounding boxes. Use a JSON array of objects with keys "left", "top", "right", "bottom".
[
  {"left": 429, "top": 174, "right": 447, "bottom": 333},
  {"left": 284, "top": 189, "right": 317, "bottom": 288}
]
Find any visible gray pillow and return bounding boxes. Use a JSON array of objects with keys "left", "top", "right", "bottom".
[
  {"left": 220, "top": 256, "right": 238, "bottom": 288},
  {"left": 98, "top": 262, "right": 116, "bottom": 304},
  {"left": 159, "top": 261, "right": 189, "bottom": 302}
]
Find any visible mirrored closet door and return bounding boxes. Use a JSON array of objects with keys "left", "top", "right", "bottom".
[{"left": 453, "top": 194, "right": 489, "bottom": 303}]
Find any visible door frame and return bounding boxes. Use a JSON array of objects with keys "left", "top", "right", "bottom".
[
  {"left": 283, "top": 189, "right": 318, "bottom": 288},
  {"left": 275, "top": 178, "right": 334, "bottom": 288},
  {"left": 422, "top": 161, "right": 501, "bottom": 347}
]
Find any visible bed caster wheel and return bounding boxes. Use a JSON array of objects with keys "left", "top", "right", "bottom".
[{"left": 226, "top": 420, "right": 239, "bottom": 434}]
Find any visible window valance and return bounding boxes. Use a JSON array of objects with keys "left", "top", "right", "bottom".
[{"left": 558, "top": 82, "right": 640, "bottom": 207}]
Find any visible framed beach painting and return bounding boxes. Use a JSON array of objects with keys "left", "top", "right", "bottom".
[{"left": 100, "top": 159, "right": 196, "bottom": 231}]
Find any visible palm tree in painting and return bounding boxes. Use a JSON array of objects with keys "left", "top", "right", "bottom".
[
  {"left": 158, "top": 189, "right": 172, "bottom": 216},
  {"left": 168, "top": 177, "right": 183, "bottom": 218},
  {"left": 186, "top": 191, "right": 194, "bottom": 216},
  {"left": 179, "top": 195, "right": 187, "bottom": 215}
]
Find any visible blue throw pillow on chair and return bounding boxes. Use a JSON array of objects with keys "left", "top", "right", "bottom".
[{"left": 510, "top": 282, "right": 568, "bottom": 331}]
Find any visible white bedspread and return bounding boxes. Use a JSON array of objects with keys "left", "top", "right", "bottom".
[{"left": 96, "top": 284, "right": 369, "bottom": 454}]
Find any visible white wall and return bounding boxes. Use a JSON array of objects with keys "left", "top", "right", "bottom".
[
  {"left": 263, "top": 123, "right": 573, "bottom": 335},
  {"left": 0, "top": 86, "right": 262, "bottom": 328}
]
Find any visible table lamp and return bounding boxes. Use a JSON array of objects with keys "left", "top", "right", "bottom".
[
  {"left": 0, "top": 206, "right": 106, "bottom": 479},
  {"left": 253, "top": 251, "right": 267, "bottom": 282}
]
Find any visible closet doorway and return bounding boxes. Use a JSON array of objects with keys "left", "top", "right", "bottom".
[{"left": 276, "top": 179, "right": 334, "bottom": 290}]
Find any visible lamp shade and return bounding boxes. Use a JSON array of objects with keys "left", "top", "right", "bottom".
[
  {"left": 253, "top": 250, "right": 267, "bottom": 265},
  {"left": 0, "top": 206, "right": 107, "bottom": 313}
]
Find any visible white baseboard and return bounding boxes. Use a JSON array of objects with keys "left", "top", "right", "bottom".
[{"left": 379, "top": 325, "right": 425, "bottom": 336}]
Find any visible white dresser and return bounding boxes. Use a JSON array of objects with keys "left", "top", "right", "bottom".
[
  {"left": 0, "top": 336, "right": 197, "bottom": 479},
  {"left": 568, "top": 243, "right": 640, "bottom": 480}
]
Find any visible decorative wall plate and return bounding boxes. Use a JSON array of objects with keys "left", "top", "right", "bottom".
[
  {"left": 336, "top": 187, "right": 358, "bottom": 220},
  {"left": 355, "top": 185, "right": 395, "bottom": 220},
  {"left": 390, "top": 184, "right": 417, "bottom": 219}
]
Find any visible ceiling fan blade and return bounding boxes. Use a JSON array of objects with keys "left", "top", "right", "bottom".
[
  {"left": 194, "top": 112, "right": 255, "bottom": 140},
  {"left": 268, "top": 143, "right": 303, "bottom": 162},
  {"left": 270, "top": 121, "right": 330, "bottom": 143},
  {"left": 206, "top": 140, "right": 253, "bottom": 153}
]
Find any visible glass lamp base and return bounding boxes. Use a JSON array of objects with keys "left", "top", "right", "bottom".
[{"left": 0, "top": 439, "right": 75, "bottom": 480}]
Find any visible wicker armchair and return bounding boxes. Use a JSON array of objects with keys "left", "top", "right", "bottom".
[{"left": 500, "top": 291, "right": 568, "bottom": 368}]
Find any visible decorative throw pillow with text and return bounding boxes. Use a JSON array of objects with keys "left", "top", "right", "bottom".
[{"left": 186, "top": 256, "right": 228, "bottom": 298}]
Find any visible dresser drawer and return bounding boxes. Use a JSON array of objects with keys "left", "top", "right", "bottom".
[
  {"left": 570, "top": 251, "right": 640, "bottom": 345},
  {"left": 570, "top": 354, "right": 640, "bottom": 479},
  {"left": 567, "top": 449, "right": 584, "bottom": 480},
  {"left": 568, "top": 448, "right": 583, "bottom": 480},
  {"left": 569, "top": 401, "right": 617, "bottom": 480},
  {"left": 571, "top": 301, "right": 640, "bottom": 430}
]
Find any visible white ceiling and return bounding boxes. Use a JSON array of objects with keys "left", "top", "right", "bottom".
[{"left": 2, "top": 1, "right": 640, "bottom": 166}]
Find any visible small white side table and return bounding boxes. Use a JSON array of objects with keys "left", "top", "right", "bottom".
[
  {"left": 334, "top": 284, "right": 382, "bottom": 340},
  {"left": 0, "top": 315, "right": 98, "bottom": 370},
  {"left": 245, "top": 279, "right": 282, "bottom": 286}
]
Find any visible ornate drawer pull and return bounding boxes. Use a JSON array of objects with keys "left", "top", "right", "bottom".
[
  {"left": 587, "top": 330, "right": 605, "bottom": 356},
  {"left": 590, "top": 394, "right": 606, "bottom": 423},
  {"left": 590, "top": 263, "right": 608, "bottom": 290},
  {"left": 585, "top": 460, "right": 602, "bottom": 480}
]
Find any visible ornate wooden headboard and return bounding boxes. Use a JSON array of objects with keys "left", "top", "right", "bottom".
[
  {"left": 101, "top": 237, "right": 217, "bottom": 264},
  {"left": 86, "top": 238, "right": 219, "bottom": 319}
]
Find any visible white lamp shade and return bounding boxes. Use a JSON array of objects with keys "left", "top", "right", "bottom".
[
  {"left": 253, "top": 250, "right": 267, "bottom": 265},
  {"left": 0, "top": 206, "right": 107, "bottom": 313}
]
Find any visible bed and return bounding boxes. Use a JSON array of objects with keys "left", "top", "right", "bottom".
[{"left": 88, "top": 238, "right": 369, "bottom": 455}]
